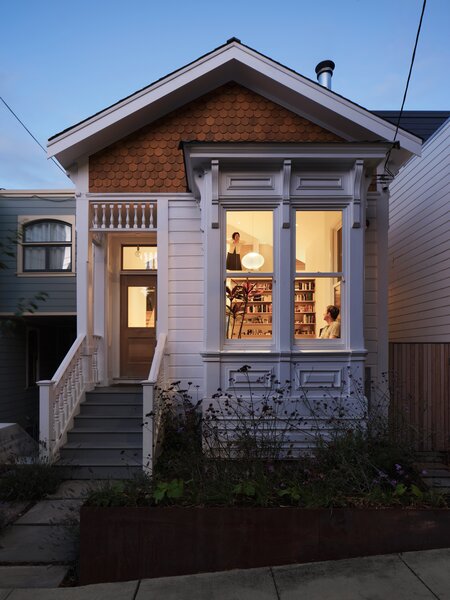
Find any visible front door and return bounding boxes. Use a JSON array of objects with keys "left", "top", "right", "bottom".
[{"left": 120, "top": 274, "right": 157, "bottom": 378}]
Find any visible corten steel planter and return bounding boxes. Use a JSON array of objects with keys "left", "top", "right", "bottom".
[{"left": 80, "top": 506, "right": 450, "bottom": 585}]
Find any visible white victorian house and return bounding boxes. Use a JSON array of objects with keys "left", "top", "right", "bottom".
[{"left": 40, "top": 39, "right": 421, "bottom": 477}]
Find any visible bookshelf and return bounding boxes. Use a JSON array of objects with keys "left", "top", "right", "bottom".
[
  {"left": 227, "top": 278, "right": 272, "bottom": 339},
  {"left": 294, "top": 278, "right": 316, "bottom": 338}
]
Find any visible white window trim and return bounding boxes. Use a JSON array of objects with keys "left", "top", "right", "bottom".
[
  {"left": 222, "top": 204, "right": 277, "bottom": 351},
  {"left": 17, "top": 215, "right": 76, "bottom": 276},
  {"left": 290, "top": 202, "right": 352, "bottom": 351}
]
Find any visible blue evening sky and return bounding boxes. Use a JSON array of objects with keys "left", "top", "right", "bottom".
[{"left": 1, "top": 0, "right": 448, "bottom": 189}]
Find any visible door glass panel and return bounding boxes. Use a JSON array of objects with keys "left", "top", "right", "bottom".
[
  {"left": 128, "top": 286, "right": 155, "bottom": 328},
  {"left": 122, "top": 246, "right": 157, "bottom": 270}
]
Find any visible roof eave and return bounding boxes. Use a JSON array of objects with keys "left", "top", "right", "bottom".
[{"left": 48, "top": 41, "right": 422, "bottom": 169}]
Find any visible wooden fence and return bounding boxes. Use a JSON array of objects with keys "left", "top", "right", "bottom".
[{"left": 389, "top": 343, "right": 450, "bottom": 451}]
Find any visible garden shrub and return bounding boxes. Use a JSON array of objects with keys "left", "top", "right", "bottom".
[{"left": 87, "top": 367, "right": 447, "bottom": 509}]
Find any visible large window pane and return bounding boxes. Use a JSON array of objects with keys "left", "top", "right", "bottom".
[
  {"left": 295, "top": 211, "right": 342, "bottom": 272},
  {"left": 24, "top": 247, "right": 46, "bottom": 271},
  {"left": 226, "top": 211, "right": 273, "bottom": 272},
  {"left": 294, "top": 277, "right": 342, "bottom": 339},
  {"left": 48, "top": 247, "right": 72, "bottom": 271},
  {"left": 226, "top": 277, "right": 272, "bottom": 339}
]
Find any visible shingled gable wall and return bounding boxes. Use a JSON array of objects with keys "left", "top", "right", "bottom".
[{"left": 89, "top": 82, "right": 343, "bottom": 193}]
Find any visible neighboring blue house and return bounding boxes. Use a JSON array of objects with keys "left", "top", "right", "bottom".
[{"left": 0, "top": 189, "right": 76, "bottom": 435}]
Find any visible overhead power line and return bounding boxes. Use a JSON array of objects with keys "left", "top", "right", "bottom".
[
  {"left": 383, "top": 0, "right": 427, "bottom": 177},
  {"left": 0, "top": 96, "right": 68, "bottom": 177}
]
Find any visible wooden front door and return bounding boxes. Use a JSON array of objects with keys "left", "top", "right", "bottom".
[{"left": 120, "top": 274, "right": 157, "bottom": 378}]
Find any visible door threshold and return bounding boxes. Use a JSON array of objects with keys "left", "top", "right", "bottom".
[{"left": 112, "top": 378, "right": 145, "bottom": 385}]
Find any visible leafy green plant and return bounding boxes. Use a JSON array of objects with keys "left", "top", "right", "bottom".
[{"left": 153, "top": 479, "right": 184, "bottom": 504}]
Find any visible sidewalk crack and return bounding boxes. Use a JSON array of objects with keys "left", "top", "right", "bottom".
[
  {"left": 269, "top": 567, "right": 281, "bottom": 600},
  {"left": 399, "top": 553, "right": 440, "bottom": 600},
  {"left": 132, "top": 579, "right": 141, "bottom": 600}
]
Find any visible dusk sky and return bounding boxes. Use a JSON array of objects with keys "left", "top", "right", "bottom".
[{"left": 1, "top": 0, "right": 448, "bottom": 189}]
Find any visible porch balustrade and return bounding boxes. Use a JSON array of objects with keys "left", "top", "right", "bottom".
[
  {"left": 90, "top": 200, "right": 157, "bottom": 231},
  {"left": 38, "top": 334, "right": 101, "bottom": 460},
  {"left": 142, "top": 332, "right": 167, "bottom": 474}
]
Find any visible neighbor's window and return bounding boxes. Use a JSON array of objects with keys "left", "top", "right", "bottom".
[
  {"left": 295, "top": 211, "right": 343, "bottom": 340},
  {"left": 225, "top": 210, "right": 273, "bottom": 340},
  {"left": 22, "top": 220, "right": 72, "bottom": 272}
]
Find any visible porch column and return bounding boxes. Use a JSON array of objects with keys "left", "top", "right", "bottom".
[
  {"left": 76, "top": 193, "right": 91, "bottom": 337},
  {"left": 93, "top": 238, "right": 107, "bottom": 385}
]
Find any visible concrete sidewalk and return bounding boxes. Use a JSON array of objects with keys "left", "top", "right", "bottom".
[{"left": 0, "top": 548, "right": 449, "bottom": 599}]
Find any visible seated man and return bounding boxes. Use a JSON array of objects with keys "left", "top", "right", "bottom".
[{"left": 319, "top": 305, "right": 340, "bottom": 339}]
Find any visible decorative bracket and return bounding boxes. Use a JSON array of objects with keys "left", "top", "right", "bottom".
[
  {"left": 352, "top": 160, "right": 364, "bottom": 228},
  {"left": 92, "top": 232, "right": 104, "bottom": 247},
  {"left": 282, "top": 160, "right": 291, "bottom": 228},
  {"left": 211, "top": 160, "right": 219, "bottom": 229}
]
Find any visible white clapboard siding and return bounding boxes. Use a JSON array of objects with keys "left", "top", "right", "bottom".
[
  {"left": 389, "top": 118, "right": 450, "bottom": 342},
  {"left": 167, "top": 198, "right": 204, "bottom": 392}
]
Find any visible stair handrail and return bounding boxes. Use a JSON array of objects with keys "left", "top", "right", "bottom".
[
  {"left": 142, "top": 332, "right": 167, "bottom": 473},
  {"left": 38, "top": 333, "right": 100, "bottom": 460}
]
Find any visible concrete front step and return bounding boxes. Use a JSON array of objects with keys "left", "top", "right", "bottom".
[
  {"left": 84, "top": 392, "right": 143, "bottom": 404},
  {"left": 57, "top": 385, "right": 146, "bottom": 479},
  {"left": 56, "top": 461, "right": 143, "bottom": 479},
  {"left": 73, "top": 415, "right": 142, "bottom": 429},
  {"left": 81, "top": 402, "right": 142, "bottom": 416},
  {"left": 68, "top": 429, "right": 142, "bottom": 444},
  {"left": 60, "top": 444, "right": 142, "bottom": 462}
]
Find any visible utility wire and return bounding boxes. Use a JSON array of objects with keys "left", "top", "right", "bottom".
[
  {"left": 0, "top": 96, "right": 68, "bottom": 177},
  {"left": 384, "top": 0, "right": 427, "bottom": 176}
]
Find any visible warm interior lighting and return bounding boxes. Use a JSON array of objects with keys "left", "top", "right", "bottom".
[{"left": 242, "top": 252, "right": 265, "bottom": 270}]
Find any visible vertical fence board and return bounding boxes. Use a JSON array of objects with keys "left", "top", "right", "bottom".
[{"left": 390, "top": 343, "right": 450, "bottom": 452}]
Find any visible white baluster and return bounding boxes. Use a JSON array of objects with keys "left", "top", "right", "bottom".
[
  {"left": 109, "top": 204, "right": 114, "bottom": 229},
  {"left": 62, "top": 381, "right": 69, "bottom": 426},
  {"left": 133, "top": 203, "right": 138, "bottom": 228},
  {"left": 79, "top": 357, "right": 85, "bottom": 390},
  {"left": 75, "top": 357, "right": 81, "bottom": 397},
  {"left": 70, "top": 369, "right": 77, "bottom": 411},
  {"left": 125, "top": 203, "right": 130, "bottom": 229},
  {"left": 141, "top": 203, "right": 146, "bottom": 229},
  {"left": 93, "top": 204, "right": 99, "bottom": 229},
  {"left": 118, "top": 204, "right": 122, "bottom": 228},
  {"left": 101, "top": 204, "right": 106, "bottom": 229},
  {"left": 149, "top": 203, "right": 154, "bottom": 228},
  {"left": 53, "top": 399, "right": 60, "bottom": 442}
]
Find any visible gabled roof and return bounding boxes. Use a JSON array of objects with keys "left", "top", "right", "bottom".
[{"left": 48, "top": 39, "right": 422, "bottom": 171}]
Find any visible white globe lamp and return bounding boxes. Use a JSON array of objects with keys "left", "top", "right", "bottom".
[{"left": 241, "top": 252, "right": 265, "bottom": 271}]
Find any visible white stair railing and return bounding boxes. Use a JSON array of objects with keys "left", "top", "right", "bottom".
[
  {"left": 142, "top": 333, "right": 167, "bottom": 474},
  {"left": 38, "top": 334, "right": 101, "bottom": 461}
]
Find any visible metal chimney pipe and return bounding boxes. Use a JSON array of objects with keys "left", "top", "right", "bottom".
[{"left": 315, "top": 60, "right": 335, "bottom": 90}]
